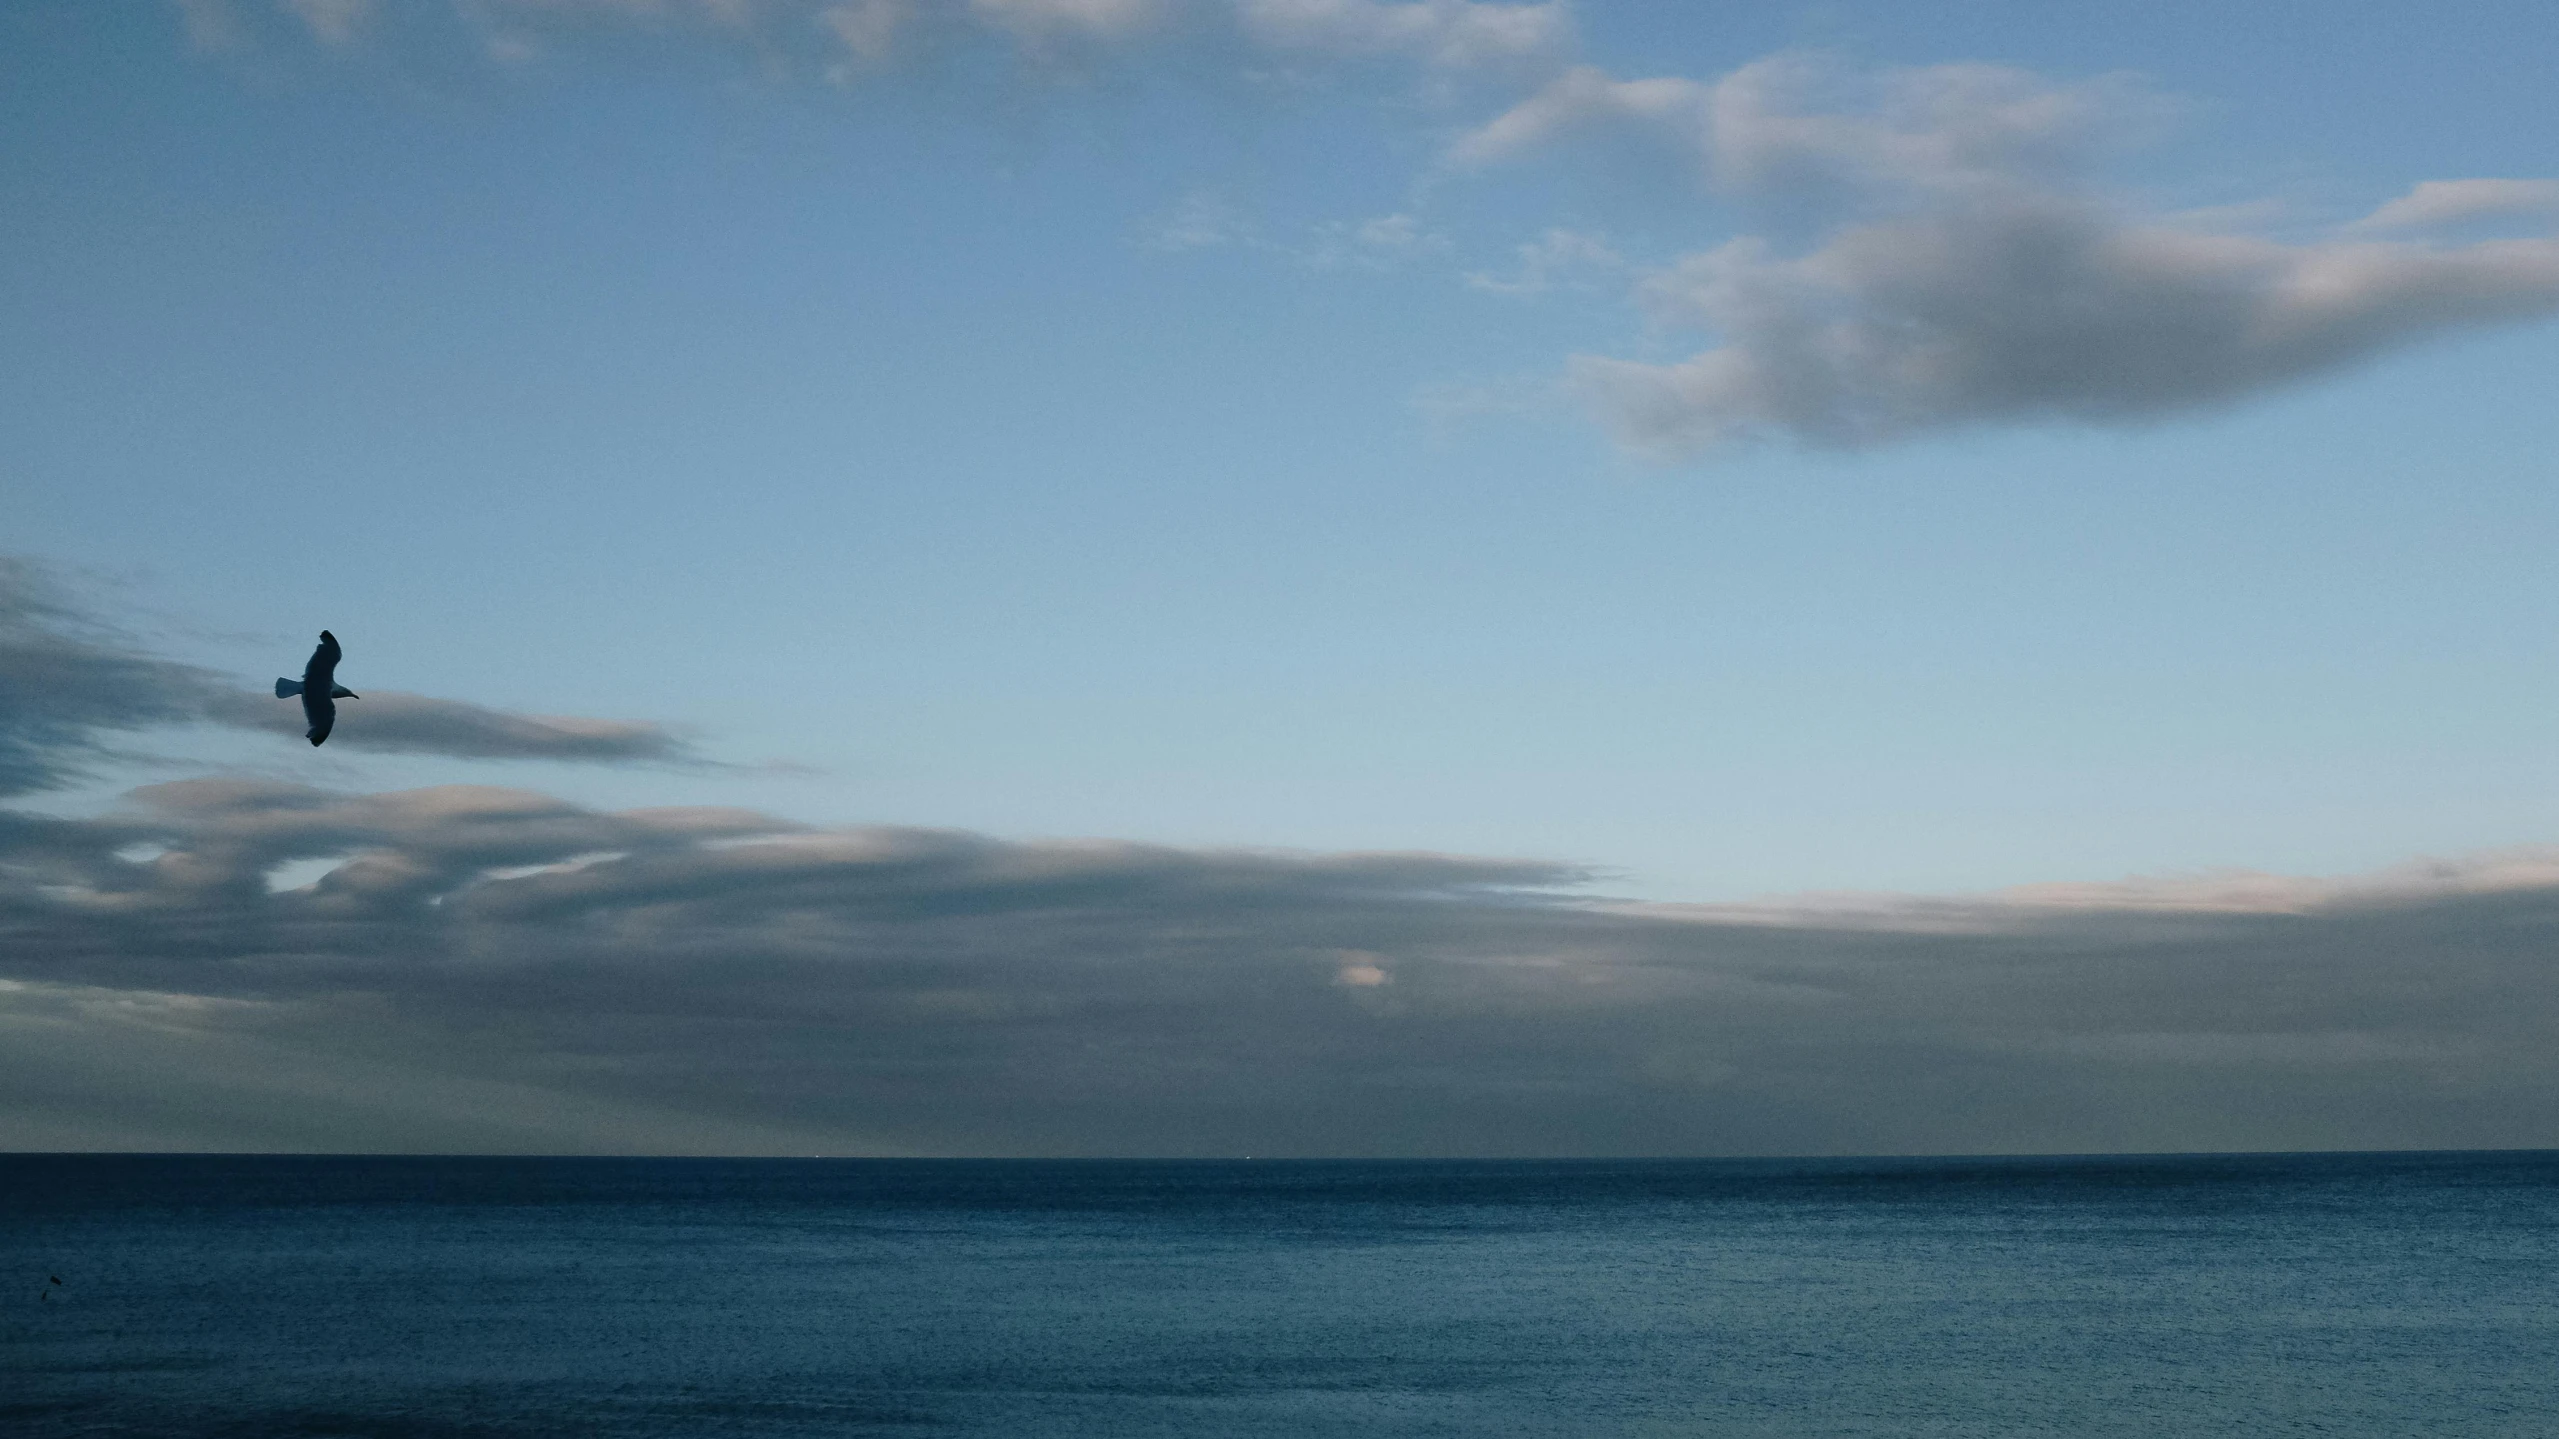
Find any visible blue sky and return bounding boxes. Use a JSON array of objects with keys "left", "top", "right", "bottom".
[{"left": 9, "top": 0, "right": 2559, "bottom": 908}]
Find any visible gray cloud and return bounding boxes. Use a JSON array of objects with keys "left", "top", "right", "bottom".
[
  {"left": 0, "top": 560, "right": 259, "bottom": 797},
  {"left": 205, "top": 688, "right": 713, "bottom": 764},
  {"left": 8, "top": 544, "right": 2554, "bottom": 1154},
  {"left": 203, "top": 0, "right": 1571, "bottom": 74},
  {"left": 1458, "top": 56, "right": 2559, "bottom": 454},
  {"left": 8, "top": 767, "right": 2559, "bottom": 1156},
  {"left": 1576, "top": 201, "right": 2559, "bottom": 454},
  {"left": 0, "top": 559, "right": 715, "bottom": 788},
  {"left": 1237, "top": 0, "right": 1569, "bottom": 72}
]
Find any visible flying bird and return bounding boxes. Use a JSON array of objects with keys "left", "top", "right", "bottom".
[{"left": 275, "top": 630, "right": 357, "bottom": 746}]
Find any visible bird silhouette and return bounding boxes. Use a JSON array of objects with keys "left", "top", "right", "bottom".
[{"left": 274, "top": 630, "right": 357, "bottom": 746}]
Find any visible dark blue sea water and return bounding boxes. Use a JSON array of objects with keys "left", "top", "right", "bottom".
[{"left": 4, "top": 1152, "right": 2555, "bottom": 1437}]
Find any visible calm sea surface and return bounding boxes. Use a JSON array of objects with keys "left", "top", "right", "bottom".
[{"left": 4, "top": 1152, "right": 2555, "bottom": 1437}]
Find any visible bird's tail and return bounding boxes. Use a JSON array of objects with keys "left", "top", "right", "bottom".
[{"left": 275, "top": 678, "right": 304, "bottom": 698}]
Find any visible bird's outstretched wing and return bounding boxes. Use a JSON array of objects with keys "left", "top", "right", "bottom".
[
  {"left": 304, "top": 630, "right": 342, "bottom": 683},
  {"left": 300, "top": 631, "right": 345, "bottom": 745}
]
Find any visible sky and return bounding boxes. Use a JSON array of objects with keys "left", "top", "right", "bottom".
[{"left": 5, "top": 0, "right": 2559, "bottom": 1155}]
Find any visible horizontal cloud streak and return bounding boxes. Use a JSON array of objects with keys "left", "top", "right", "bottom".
[
  {"left": 0, "top": 559, "right": 718, "bottom": 787},
  {"left": 1239, "top": 0, "right": 1569, "bottom": 71},
  {"left": 209, "top": 0, "right": 1574, "bottom": 74},
  {"left": 205, "top": 689, "right": 712, "bottom": 764},
  {"left": 2352, "top": 178, "right": 2559, "bottom": 232},
  {"left": 8, "top": 769, "right": 2559, "bottom": 1156},
  {"left": 0, "top": 560, "right": 249, "bottom": 797}
]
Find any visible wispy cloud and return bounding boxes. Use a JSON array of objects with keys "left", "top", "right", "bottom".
[
  {"left": 0, "top": 558, "right": 719, "bottom": 791},
  {"left": 964, "top": 0, "right": 1171, "bottom": 47},
  {"left": 2351, "top": 178, "right": 2559, "bottom": 232},
  {"left": 280, "top": 0, "right": 374, "bottom": 45},
  {"left": 1464, "top": 226, "right": 1619, "bottom": 294},
  {"left": 216, "top": 0, "right": 1573, "bottom": 73},
  {"left": 1237, "top": 0, "right": 1570, "bottom": 73}
]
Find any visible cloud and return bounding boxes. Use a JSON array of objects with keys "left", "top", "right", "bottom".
[
  {"left": 0, "top": 560, "right": 253, "bottom": 797},
  {"left": 0, "top": 558, "right": 718, "bottom": 789},
  {"left": 280, "top": 0, "right": 374, "bottom": 44},
  {"left": 1306, "top": 210, "right": 1450, "bottom": 267},
  {"left": 1457, "top": 55, "right": 2559, "bottom": 455},
  {"left": 1464, "top": 226, "right": 1619, "bottom": 294},
  {"left": 9, "top": 541, "right": 2557, "bottom": 1154},
  {"left": 1576, "top": 203, "right": 2559, "bottom": 454},
  {"left": 205, "top": 688, "right": 714, "bottom": 764},
  {"left": 817, "top": 0, "right": 908, "bottom": 62},
  {"left": 965, "top": 0, "right": 1167, "bottom": 45},
  {"left": 1146, "top": 190, "right": 1258, "bottom": 251},
  {"left": 152, "top": 16, "right": 2559, "bottom": 455},
  {"left": 1455, "top": 55, "right": 2154, "bottom": 192},
  {"left": 183, "top": 0, "right": 1570, "bottom": 79},
  {"left": 1448, "top": 63, "right": 1705, "bottom": 165},
  {"left": 171, "top": 0, "right": 251, "bottom": 50},
  {"left": 2352, "top": 178, "right": 2559, "bottom": 232},
  {"left": 1237, "top": 0, "right": 1571, "bottom": 72},
  {"left": 9, "top": 762, "right": 2559, "bottom": 1156}
]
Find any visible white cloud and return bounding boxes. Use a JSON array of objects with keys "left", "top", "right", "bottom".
[
  {"left": 1333, "top": 950, "right": 1392, "bottom": 985},
  {"left": 967, "top": 0, "right": 1167, "bottom": 43},
  {"left": 1303, "top": 211, "right": 1450, "bottom": 267},
  {"left": 1350, "top": 210, "right": 1440, "bottom": 253},
  {"left": 1448, "top": 55, "right": 2559, "bottom": 455},
  {"left": 169, "top": 0, "right": 249, "bottom": 51},
  {"left": 1449, "top": 63, "right": 1705, "bottom": 165},
  {"left": 818, "top": 0, "right": 908, "bottom": 61},
  {"left": 1456, "top": 55, "right": 2151, "bottom": 189},
  {"left": 1707, "top": 55, "right": 2149, "bottom": 195},
  {"left": 2352, "top": 178, "right": 2559, "bottom": 232},
  {"left": 1238, "top": 0, "right": 1571, "bottom": 72},
  {"left": 1465, "top": 226, "right": 1618, "bottom": 294},
  {"left": 280, "top": 0, "right": 373, "bottom": 44},
  {"left": 1146, "top": 191, "right": 1258, "bottom": 251}
]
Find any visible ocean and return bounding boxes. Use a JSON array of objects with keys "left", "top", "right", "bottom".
[{"left": 4, "top": 1151, "right": 2554, "bottom": 1436}]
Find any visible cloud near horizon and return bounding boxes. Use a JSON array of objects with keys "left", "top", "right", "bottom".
[
  {"left": 8, "top": 767, "right": 2559, "bottom": 1156},
  {"left": 10, "top": 557, "right": 2559, "bottom": 1157},
  {"left": 0, "top": 560, "right": 716, "bottom": 793}
]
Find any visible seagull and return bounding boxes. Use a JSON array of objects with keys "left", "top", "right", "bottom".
[{"left": 275, "top": 630, "right": 357, "bottom": 746}]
